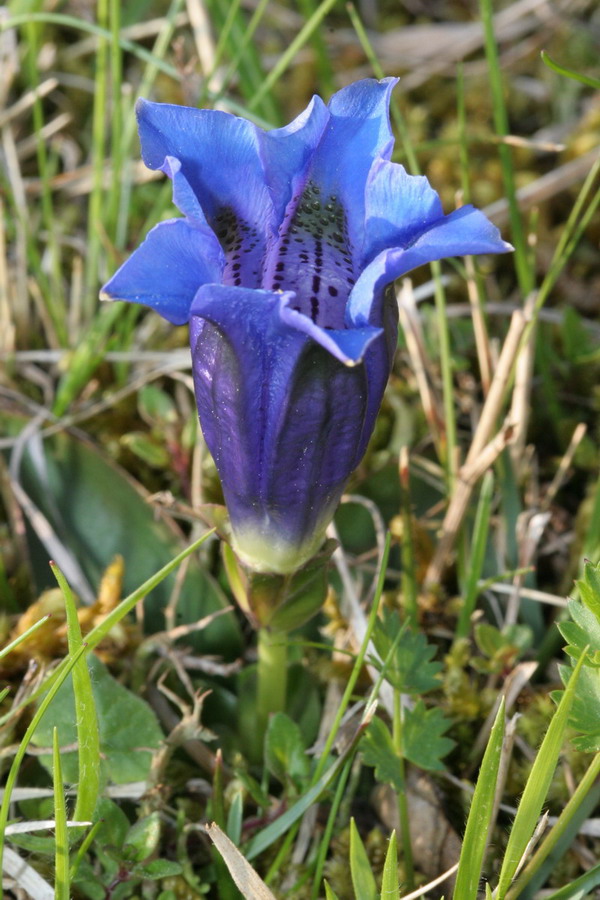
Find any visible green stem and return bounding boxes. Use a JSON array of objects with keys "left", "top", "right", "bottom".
[
  {"left": 256, "top": 627, "right": 288, "bottom": 746},
  {"left": 393, "top": 692, "right": 414, "bottom": 891}
]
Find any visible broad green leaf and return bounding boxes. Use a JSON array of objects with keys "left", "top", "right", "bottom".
[
  {"left": 496, "top": 649, "right": 587, "bottom": 899},
  {"left": 361, "top": 717, "right": 403, "bottom": 792},
  {"left": 380, "top": 831, "right": 399, "bottom": 900},
  {"left": 454, "top": 700, "right": 505, "bottom": 900},
  {"left": 10, "top": 425, "right": 240, "bottom": 655},
  {"left": 120, "top": 431, "right": 171, "bottom": 468},
  {"left": 350, "top": 818, "right": 378, "bottom": 900},
  {"left": 94, "top": 798, "right": 130, "bottom": 847},
  {"left": 125, "top": 812, "right": 162, "bottom": 862},
  {"left": 371, "top": 612, "right": 442, "bottom": 695},
  {"left": 264, "top": 713, "right": 309, "bottom": 790},
  {"left": 474, "top": 624, "right": 532, "bottom": 662},
  {"left": 400, "top": 701, "right": 455, "bottom": 771},
  {"left": 138, "top": 384, "right": 178, "bottom": 424},
  {"left": 132, "top": 859, "right": 183, "bottom": 880},
  {"left": 31, "top": 655, "right": 163, "bottom": 784}
]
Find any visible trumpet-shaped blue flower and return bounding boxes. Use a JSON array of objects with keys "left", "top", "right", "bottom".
[{"left": 102, "top": 79, "right": 511, "bottom": 574}]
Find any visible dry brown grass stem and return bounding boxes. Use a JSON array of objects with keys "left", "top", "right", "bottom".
[
  {"left": 466, "top": 302, "right": 531, "bottom": 466},
  {"left": 17, "top": 112, "right": 72, "bottom": 161},
  {"left": 25, "top": 159, "right": 161, "bottom": 198},
  {"left": 464, "top": 255, "right": 492, "bottom": 395},
  {"left": 65, "top": 13, "right": 190, "bottom": 59},
  {"left": 424, "top": 420, "right": 516, "bottom": 588},
  {"left": 424, "top": 303, "right": 533, "bottom": 588},
  {"left": 0, "top": 78, "right": 58, "bottom": 129},
  {"left": 509, "top": 318, "right": 536, "bottom": 470},
  {"left": 186, "top": 0, "right": 218, "bottom": 87},
  {"left": 0, "top": 198, "right": 14, "bottom": 355},
  {"left": 541, "top": 422, "right": 588, "bottom": 512},
  {"left": 371, "top": 0, "right": 566, "bottom": 90},
  {"left": 398, "top": 280, "right": 444, "bottom": 452}
]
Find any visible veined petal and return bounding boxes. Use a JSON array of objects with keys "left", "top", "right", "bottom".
[
  {"left": 101, "top": 219, "right": 224, "bottom": 324},
  {"left": 137, "top": 99, "right": 272, "bottom": 231},
  {"left": 362, "top": 159, "right": 444, "bottom": 265},
  {"left": 312, "top": 78, "right": 397, "bottom": 249},
  {"left": 161, "top": 155, "right": 207, "bottom": 223},
  {"left": 261, "top": 95, "right": 330, "bottom": 228},
  {"left": 189, "top": 284, "right": 371, "bottom": 572},
  {"left": 136, "top": 99, "right": 273, "bottom": 288},
  {"left": 347, "top": 205, "right": 512, "bottom": 326},
  {"left": 261, "top": 79, "right": 398, "bottom": 330}
]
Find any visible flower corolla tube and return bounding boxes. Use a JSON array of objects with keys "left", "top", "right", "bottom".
[{"left": 102, "top": 78, "right": 511, "bottom": 574}]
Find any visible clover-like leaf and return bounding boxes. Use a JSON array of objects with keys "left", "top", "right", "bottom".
[
  {"left": 264, "top": 712, "right": 309, "bottom": 790},
  {"left": 124, "top": 812, "right": 162, "bottom": 863},
  {"left": 361, "top": 716, "right": 403, "bottom": 792},
  {"left": 576, "top": 560, "right": 600, "bottom": 622},
  {"left": 552, "top": 664, "right": 600, "bottom": 753},
  {"left": 131, "top": 859, "right": 184, "bottom": 880},
  {"left": 400, "top": 701, "right": 455, "bottom": 771},
  {"left": 371, "top": 610, "right": 442, "bottom": 695}
]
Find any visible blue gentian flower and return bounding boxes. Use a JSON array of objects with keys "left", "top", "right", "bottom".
[{"left": 102, "top": 78, "right": 511, "bottom": 574}]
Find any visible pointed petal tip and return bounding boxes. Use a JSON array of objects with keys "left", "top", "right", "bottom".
[{"left": 278, "top": 295, "right": 382, "bottom": 366}]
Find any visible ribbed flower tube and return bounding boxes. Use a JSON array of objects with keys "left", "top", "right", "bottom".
[{"left": 102, "top": 78, "right": 511, "bottom": 573}]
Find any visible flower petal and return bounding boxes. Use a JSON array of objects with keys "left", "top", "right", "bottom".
[
  {"left": 347, "top": 205, "right": 512, "bottom": 326},
  {"left": 101, "top": 218, "right": 224, "bottom": 324},
  {"left": 189, "top": 284, "right": 371, "bottom": 572},
  {"left": 362, "top": 159, "right": 444, "bottom": 265},
  {"left": 261, "top": 79, "right": 398, "bottom": 329},
  {"left": 261, "top": 95, "right": 330, "bottom": 228},
  {"left": 137, "top": 99, "right": 272, "bottom": 230},
  {"left": 279, "top": 299, "right": 382, "bottom": 366},
  {"left": 136, "top": 99, "right": 274, "bottom": 288},
  {"left": 312, "top": 78, "right": 397, "bottom": 250}
]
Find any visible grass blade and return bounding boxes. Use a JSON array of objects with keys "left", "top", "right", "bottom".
[
  {"left": 247, "top": 0, "right": 338, "bottom": 112},
  {"left": 454, "top": 698, "right": 505, "bottom": 899},
  {"left": 380, "top": 830, "right": 399, "bottom": 900},
  {"left": 541, "top": 50, "right": 600, "bottom": 90},
  {"left": 478, "top": 0, "right": 533, "bottom": 296},
  {"left": 505, "top": 752, "right": 600, "bottom": 900},
  {"left": 350, "top": 817, "right": 378, "bottom": 900},
  {"left": 51, "top": 561, "right": 101, "bottom": 824},
  {"left": 456, "top": 471, "right": 494, "bottom": 639},
  {"left": 53, "top": 727, "right": 70, "bottom": 900},
  {"left": 0, "top": 614, "right": 51, "bottom": 661},
  {"left": 0, "top": 642, "right": 88, "bottom": 872},
  {"left": 0, "top": 530, "right": 215, "bottom": 728},
  {"left": 540, "top": 861, "right": 600, "bottom": 900},
  {"left": 496, "top": 649, "right": 588, "bottom": 898}
]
